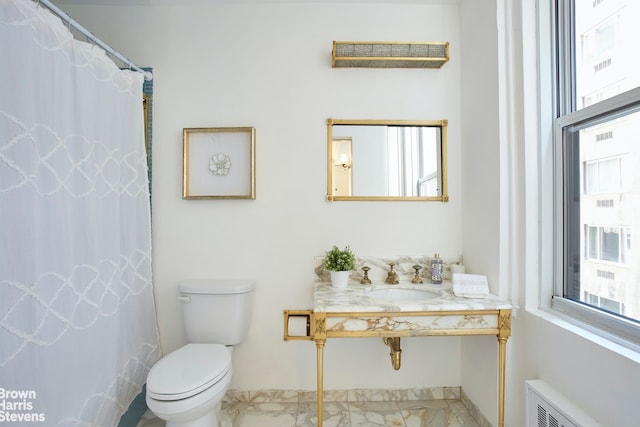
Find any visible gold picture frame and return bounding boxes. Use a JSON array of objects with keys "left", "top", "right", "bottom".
[{"left": 183, "top": 127, "right": 256, "bottom": 199}]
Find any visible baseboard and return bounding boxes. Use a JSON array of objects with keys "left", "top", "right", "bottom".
[
  {"left": 460, "top": 388, "right": 492, "bottom": 427},
  {"left": 223, "top": 386, "right": 462, "bottom": 404}
]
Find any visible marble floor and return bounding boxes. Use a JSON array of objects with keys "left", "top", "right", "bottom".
[{"left": 137, "top": 398, "right": 481, "bottom": 427}]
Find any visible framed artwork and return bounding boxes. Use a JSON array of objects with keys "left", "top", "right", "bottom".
[{"left": 183, "top": 127, "right": 256, "bottom": 199}]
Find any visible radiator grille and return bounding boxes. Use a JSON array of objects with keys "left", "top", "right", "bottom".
[
  {"left": 532, "top": 396, "right": 576, "bottom": 427},
  {"left": 526, "top": 380, "right": 602, "bottom": 427}
]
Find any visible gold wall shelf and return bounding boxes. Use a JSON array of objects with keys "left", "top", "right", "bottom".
[{"left": 332, "top": 41, "right": 449, "bottom": 69}]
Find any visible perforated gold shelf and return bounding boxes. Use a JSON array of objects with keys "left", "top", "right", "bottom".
[{"left": 332, "top": 41, "right": 449, "bottom": 69}]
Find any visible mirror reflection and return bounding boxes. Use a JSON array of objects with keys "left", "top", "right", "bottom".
[{"left": 327, "top": 119, "right": 448, "bottom": 201}]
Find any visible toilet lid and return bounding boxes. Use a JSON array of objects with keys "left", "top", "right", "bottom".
[
  {"left": 179, "top": 279, "right": 255, "bottom": 295},
  {"left": 147, "top": 343, "right": 231, "bottom": 401}
]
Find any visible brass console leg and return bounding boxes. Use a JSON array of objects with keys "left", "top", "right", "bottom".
[
  {"left": 496, "top": 309, "right": 511, "bottom": 427},
  {"left": 316, "top": 338, "right": 326, "bottom": 426},
  {"left": 497, "top": 336, "right": 507, "bottom": 427}
]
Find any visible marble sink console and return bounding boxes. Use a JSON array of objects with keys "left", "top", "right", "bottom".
[
  {"left": 314, "top": 282, "right": 513, "bottom": 339},
  {"left": 314, "top": 281, "right": 513, "bottom": 313},
  {"left": 309, "top": 268, "right": 514, "bottom": 427}
]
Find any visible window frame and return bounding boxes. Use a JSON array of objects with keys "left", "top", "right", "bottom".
[{"left": 551, "top": 0, "right": 640, "bottom": 351}]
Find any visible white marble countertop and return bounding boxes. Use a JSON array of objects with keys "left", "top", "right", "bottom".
[{"left": 314, "top": 281, "right": 514, "bottom": 313}]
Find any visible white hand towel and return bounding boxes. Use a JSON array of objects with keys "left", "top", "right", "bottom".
[{"left": 452, "top": 273, "right": 489, "bottom": 297}]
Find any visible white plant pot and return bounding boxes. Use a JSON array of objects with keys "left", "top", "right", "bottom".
[{"left": 329, "top": 271, "right": 349, "bottom": 288}]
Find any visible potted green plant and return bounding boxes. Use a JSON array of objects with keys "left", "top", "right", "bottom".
[{"left": 324, "top": 245, "right": 356, "bottom": 288}]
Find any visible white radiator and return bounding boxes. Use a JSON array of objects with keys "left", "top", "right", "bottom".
[{"left": 525, "top": 380, "right": 603, "bottom": 427}]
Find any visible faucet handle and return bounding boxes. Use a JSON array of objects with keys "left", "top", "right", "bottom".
[
  {"left": 411, "top": 264, "right": 423, "bottom": 284},
  {"left": 360, "top": 266, "right": 372, "bottom": 284}
]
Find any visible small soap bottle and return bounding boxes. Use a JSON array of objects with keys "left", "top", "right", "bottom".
[{"left": 430, "top": 253, "right": 443, "bottom": 284}]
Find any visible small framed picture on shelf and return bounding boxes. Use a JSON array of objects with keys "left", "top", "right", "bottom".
[{"left": 183, "top": 127, "right": 256, "bottom": 199}]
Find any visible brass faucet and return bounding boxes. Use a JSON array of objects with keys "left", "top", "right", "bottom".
[
  {"left": 384, "top": 263, "right": 399, "bottom": 285},
  {"left": 411, "top": 264, "right": 423, "bottom": 284}
]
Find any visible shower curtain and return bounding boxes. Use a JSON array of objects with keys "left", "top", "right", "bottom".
[{"left": 0, "top": 1, "right": 161, "bottom": 425}]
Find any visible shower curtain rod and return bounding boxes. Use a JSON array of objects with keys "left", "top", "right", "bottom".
[{"left": 35, "top": 0, "right": 153, "bottom": 81}]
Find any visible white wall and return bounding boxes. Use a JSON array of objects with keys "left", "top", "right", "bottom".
[
  {"left": 61, "top": 1, "right": 464, "bottom": 393},
  {"left": 458, "top": 1, "right": 502, "bottom": 425}
]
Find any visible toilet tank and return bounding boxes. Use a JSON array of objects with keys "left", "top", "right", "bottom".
[{"left": 178, "top": 279, "right": 255, "bottom": 345}]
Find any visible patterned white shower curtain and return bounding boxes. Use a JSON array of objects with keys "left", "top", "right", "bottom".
[{"left": 0, "top": 1, "right": 161, "bottom": 425}]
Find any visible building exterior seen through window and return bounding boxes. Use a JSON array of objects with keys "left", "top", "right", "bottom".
[{"left": 562, "top": 0, "right": 640, "bottom": 325}]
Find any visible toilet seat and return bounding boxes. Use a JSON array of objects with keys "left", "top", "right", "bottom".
[{"left": 147, "top": 343, "right": 231, "bottom": 401}]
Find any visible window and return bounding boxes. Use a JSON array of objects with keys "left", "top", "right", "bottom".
[
  {"left": 584, "top": 155, "right": 626, "bottom": 194},
  {"left": 553, "top": 0, "right": 640, "bottom": 346},
  {"left": 584, "top": 225, "right": 630, "bottom": 263},
  {"left": 386, "top": 126, "right": 439, "bottom": 197}
]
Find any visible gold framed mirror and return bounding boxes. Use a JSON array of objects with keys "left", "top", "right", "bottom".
[{"left": 327, "top": 119, "right": 448, "bottom": 201}]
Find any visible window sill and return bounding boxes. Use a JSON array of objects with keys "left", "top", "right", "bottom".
[{"left": 527, "top": 305, "right": 640, "bottom": 364}]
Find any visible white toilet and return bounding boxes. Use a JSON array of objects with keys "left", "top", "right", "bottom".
[{"left": 146, "top": 279, "right": 255, "bottom": 427}]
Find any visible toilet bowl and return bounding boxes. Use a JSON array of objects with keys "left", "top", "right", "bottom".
[
  {"left": 146, "top": 344, "right": 232, "bottom": 427},
  {"left": 145, "top": 279, "right": 255, "bottom": 427}
]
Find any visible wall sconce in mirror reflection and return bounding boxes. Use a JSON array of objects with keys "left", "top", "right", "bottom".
[
  {"left": 331, "top": 137, "right": 352, "bottom": 196},
  {"left": 333, "top": 138, "right": 352, "bottom": 169},
  {"left": 337, "top": 153, "right": 351, "bottom": 169}
]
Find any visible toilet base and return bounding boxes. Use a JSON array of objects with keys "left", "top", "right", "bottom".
[
  {"left": 218, "top": 411, "right": 232, "bottom": 427},
  {"left": 165, "top": 403, "right": 219, "bottom": 427}
]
